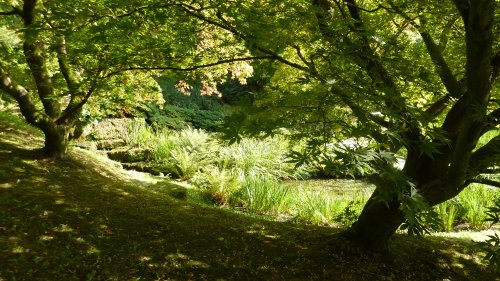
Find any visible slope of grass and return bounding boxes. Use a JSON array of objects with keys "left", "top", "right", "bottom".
[{"left": 0, "top": 112, "right": 497, "bottom": 281}]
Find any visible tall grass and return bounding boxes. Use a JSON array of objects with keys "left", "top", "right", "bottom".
[
  {"left": 134, "top": 127, "right": 218, "bottom": 179},
  {"left": 123, "top": 119, "right": 154, "bottom": 147},
  {"left": 295, "top": 190, "right": 341, "bottom": 225},
  {"left": 290, "top": 180, "right": 373, "bottom": 226},
  {"left": 192, "top": 166, "right": 242, "bottom": 204},
  {"left": 152, "top": 130, "right": 175, "bottom": 160},
  {"left": 433, "top": 184, "right": 498, "bottom": 231},
  {"left": 119, "top": 122, "right": 498, "bottom": 230},
  {"left": 459, "top": 184, "right": 497, "bottom": 229},
  {"left": 239, "top": 175, "right": 290, "bottom": 216},
  {"left": 435, "top": 199, "right": 461, "bottom": 232},
  {"left": 217, "top": 137, "right": 299, "bottom": 179}
]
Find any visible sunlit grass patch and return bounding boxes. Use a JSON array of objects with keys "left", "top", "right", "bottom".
[
  {"left": 433, "top": 184, "right": 499, "bottom": 232},
  {"left": 284, "top": 179, "right": 374, "bottom": 226}
]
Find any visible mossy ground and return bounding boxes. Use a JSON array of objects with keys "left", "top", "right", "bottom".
[{"left": 0, "top": 113, "right": 497, "bottom": 280}]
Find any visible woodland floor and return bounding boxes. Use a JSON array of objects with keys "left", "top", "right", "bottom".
[{"left": 0, "top": 113, "right": 498, "bottom": 281}]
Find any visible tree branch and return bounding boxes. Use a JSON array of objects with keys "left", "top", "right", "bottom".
[
  {"left": 419, "top": 30, "right": 465, "bottom": 98},
  {"left": 487, "top": 108, "right": 500, "bottom": 123},
  {"left": 56, "top": 86, "right": 96, "bottom": 125},
  {"left": 424, "top": 94, "right": 453, "bottom": 118},
  {"left": 0, "top": 6, "right": 22, "bottom": 16},
  {"left": 342, "top": 0, "right": 404, "bottom": 104},
  {"left": 386, "top": 0, "right": 465, "bottom": 99},
  {"left": 438, "top": 17, "right": 458, "bottom": 52},
  {"left": 452, "top": 0, "right": 469, "bottom": 26},
  {"left": 21, "top": 0, "right": 61, "bottom": 119},
  {"left": 179, "top": 3, "right": 310, "bottom": 73},
  {"left": 491, "top": 50, "right": 499, "bottom": 82},
  {"left": 344, "top": 1, "right": 393, "bottom": 13},
  {"left": 21, "top": 0, "right": 37, "bottom": 25},
  {"left": 331, "top": 86, "right": 396, "bottom": 149},
  {"left": 479, "top": 108, "right": 500, "bottom": 135},
  {"left": 465, "top": 177, "right": 500, "bottom": 188},
  {"left": 0, "top": 64, "right": 43, "bottom": 127},
  {"left": 342, "top": 0, "right": 424, "bottom": 147},
  {"left": 54, "top": 35, "right": 78, "bottom": 94},
  {"left": 469, "top": 135, "right": 500, "bottom": 174},
  {"left": 482, "top": 168, "right": 500, "bottom": 174},
  {"left": 102, "top": 55, "right": 275, "bottom": 79}
]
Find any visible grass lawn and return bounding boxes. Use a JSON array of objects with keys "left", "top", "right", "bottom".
[{"left": 0, "top": 112, "right": 497, "bottom": 280}]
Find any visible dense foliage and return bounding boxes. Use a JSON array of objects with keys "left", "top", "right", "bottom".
[
  {"left": 1, "top": 0, "right": 498, "bottom": 253},
  {"left": 182, "top": 0, "right": 499, "bottom": 248},
  {"left": 142, "top": 76, "right": 226, "bottom": 131},
  {"left": 88, "top": 119, "right": 497, "bottom": 234}
]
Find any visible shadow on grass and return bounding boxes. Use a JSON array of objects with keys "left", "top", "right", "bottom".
[{"left": 0, "top": 116, "right": 496, "bottom": 281}]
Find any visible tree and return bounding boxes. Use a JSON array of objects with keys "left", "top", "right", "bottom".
[
  {"left": 180, "top": 0, "right": 499, "bottom": 249},
  {"left": 0, "top": 0, "right": 150, "bottom": 158},
  {"left": 0, "top": 0, "right": 273, "bottom": 158},
  {"left": 0, "top": 1, "right": 187, "bottom": 157}
]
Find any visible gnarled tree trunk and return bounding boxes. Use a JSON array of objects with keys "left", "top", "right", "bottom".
[
  {"left": 346, "top": 190, "right": 405, "bottom": 250},
  {"left": 342, "top": 0, "right": 496, "bottom": 249}
]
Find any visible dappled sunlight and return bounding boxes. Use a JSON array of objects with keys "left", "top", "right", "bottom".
[
  {"left": 54, "top": 198, "right": 65, "bottom": 205},
  {"left": 8, "top": 236, "right": 20, "bottom": 243},
  {"left": 12, "top": 167, "right": 26, "bottom": 173},
  {"left": 98, "top": 224, "right": 113, "bottom": 235},
  {"left": 432, "top": 229, "right": 500, "bottom": 242},
  {"left": 139, "top": 255, "right": 152, "bottom": 262},
  {"left": 48, "top": 184, "right": 61, "bottom": 189},
  {"left": 163, "top": 253, "right": 211, "bottom": 269},
  {"left": 1, "top": 115, "right": 497, "bottom": 281},
  {"left": 244, "top": 223, "right": 282, "bottom": 245},
  {"left": 39, "top": 235, "right": 54, "bottom": 241},
  {"left": 33, "top": 177, "right": 47, "bottom": 183},
  {"left": 52, "top": 224, "right": 75, "bottom": 233},
  {"left": 72, "top": 147, "right": 159, "bottom": 188},
  {"left": 75, "top": 237, "right": 86, "bottom": 243},
  {"left": 11, "top": 245, "right": 26, "bottom": 254},
  {"left": 39, "top": 210, "right": 53, "bottom": 218},
  {"left": 0, "top": 183, "right": 13, "bottom": 188},
  {"left": 86, "top": 246, "right": 101, "bottom": 255}
]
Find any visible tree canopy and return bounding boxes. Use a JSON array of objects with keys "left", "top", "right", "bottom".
[{"left": 0, "top": 0, "right": 254, "bottom": 157}]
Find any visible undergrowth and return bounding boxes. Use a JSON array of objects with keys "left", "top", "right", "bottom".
[{"left": 115, "top": 119, "right": 500, "bottom": 230}]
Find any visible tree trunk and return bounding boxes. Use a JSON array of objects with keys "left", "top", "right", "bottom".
[
  {"left": 343, "top": 0, "right": 495, "bottom": 251},
  {"left": 42, "top": 123, "right": 71, "bottom": 159},
  {"left": 345, "top": 188, "right": 405, "bottom": 250}
]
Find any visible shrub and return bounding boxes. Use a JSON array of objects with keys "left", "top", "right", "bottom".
[
  {"left": 217, "top": 76, "right": 253, "bottom": 105},
  {"left": 143, "top": 103, "right": 191, "bottom": 130},
  {"left": 191, "top": 166, "right": 242, "bottom": 205},
  {"left": 145, "top": 76, "right": 227, "bottom": 131},
  {"left": 151, "top": 128, "right": 218, "bottom": 179}
]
